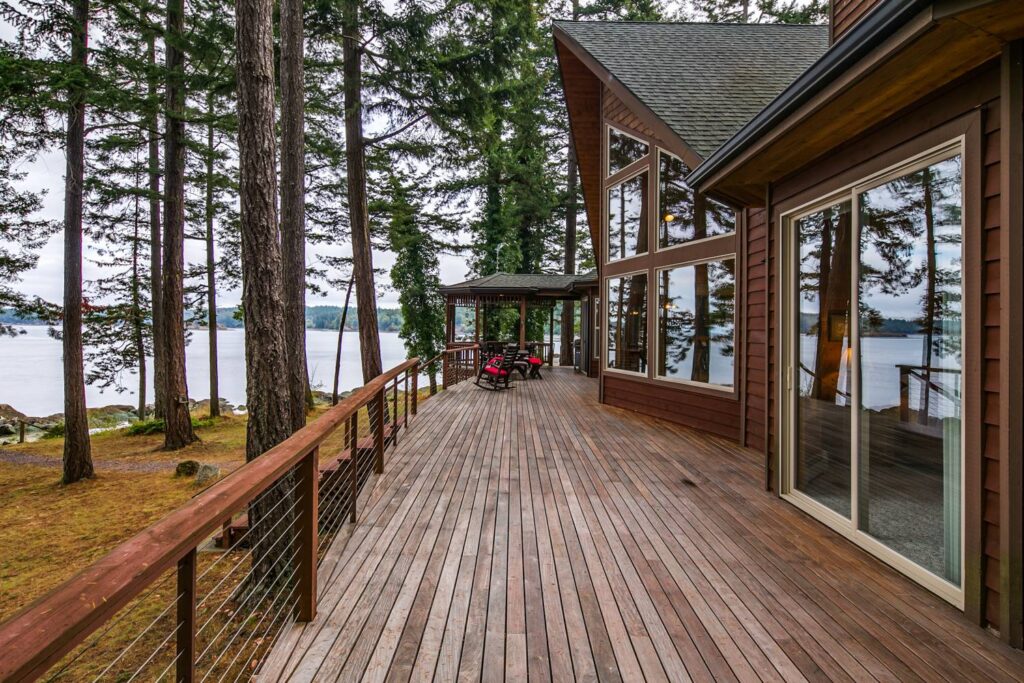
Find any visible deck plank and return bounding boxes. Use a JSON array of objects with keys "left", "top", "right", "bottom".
[{"left": 260, "top": 368, "right": 1024, "bottom": 682}]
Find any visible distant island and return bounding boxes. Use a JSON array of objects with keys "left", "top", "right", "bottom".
[{"left": 0, "top": 306, "right": 405, "bottom": 333}]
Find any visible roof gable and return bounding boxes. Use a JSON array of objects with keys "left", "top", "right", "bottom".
[{"left": 554, "top": 21, "right": 829, "bottom": 159}]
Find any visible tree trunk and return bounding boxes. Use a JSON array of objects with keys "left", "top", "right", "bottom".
[
  {"left": 237, "top": 0, "right": 296, "bottom": 584},
  {"left": 147, "top": 29, "right": 165, "bottom": 420},
  {"left": 205, "top": 110, "right": 220, "bottom": 419},
  {"left": 343, "top": 0, "right": 382, "bottom": 384},
  {"left": 921, "top": 168, "right": 936, "bottom": 423},
  {"left": 161, "top": 0, "right": 196, "bottom": 449},
  {"left": 133, "top": 194, "right": 147, "bottom": 421},
  {"left": 280, "top": 0, "right": 308, "bottom": 429},
  {"left": 332, "top": 278, "right": 354, "bottom": 405},
  {"left": 559, "top": 139, "right": 578, "bottom": 366},
  {"left": 62, "top": 0, "right": 93, "bottom": 484}
]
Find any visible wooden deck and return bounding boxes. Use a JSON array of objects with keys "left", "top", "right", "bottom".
[{"left": 261, "top": 368, "right": 1024, "bottom": 682}]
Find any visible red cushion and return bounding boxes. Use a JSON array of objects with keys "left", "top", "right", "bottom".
[
  {"left": 528, "top": 357, "right": 542, "bottom": 365},
  {"left": 483, "top": 366, "right": 508, "bottom": 377}
]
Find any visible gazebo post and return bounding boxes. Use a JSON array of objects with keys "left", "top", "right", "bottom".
[
  {"left": 474, "top": 299, "right": 480, "bottom": 344},
  {"left": 548, "top": 305, "right": 554, "bottom": 366},
  {"left": 519, "top": 295, "right": 527, "bottom": 349}
]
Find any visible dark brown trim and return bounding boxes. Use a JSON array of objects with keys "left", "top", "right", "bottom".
[
  {"left": 962, "top": 102, "right": 986, "bottom": 627},
  {"left": 764, "top": 181, "right": 774, "bottom": 492},
  {"left": 738, "top": 208, "right": 749, "bottom": 447},
  {"left": 998, "top": 38, "right": 1023, "bottom": 648}
]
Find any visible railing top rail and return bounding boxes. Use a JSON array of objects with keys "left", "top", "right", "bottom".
[
  {"left": 0, "top": 357, "right": 419, "bottom": 683},
  {"left": 422, "top": 344, "right": 479, "bottom": 369}
]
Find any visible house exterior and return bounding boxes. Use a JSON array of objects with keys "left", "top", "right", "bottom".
[{"left": 555, "top": 0, "right": 1023, "bottom": 647}]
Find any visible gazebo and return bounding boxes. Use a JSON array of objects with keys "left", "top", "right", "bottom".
[{"left": 440, "top": 272, "right": 598, "bottom": 363}]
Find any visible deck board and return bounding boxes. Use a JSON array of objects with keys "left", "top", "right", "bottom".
[{"left": 261, "top": 368, "right": 1024, "bottom": 682}]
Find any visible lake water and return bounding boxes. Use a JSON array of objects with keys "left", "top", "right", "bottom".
[{"left": 0, "top": 325, "right": 411, "bottom": 417}]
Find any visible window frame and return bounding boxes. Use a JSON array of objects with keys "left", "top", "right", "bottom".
[
  {"left": 603, "top": 269, "right": 650, "bottom": 379},
  {"left": 604, "top": 166, "right": 651, "bottom": 264},
  {"left": 655, "top": 148, "right": 739, "bottom": 255},
  {"left": 606, "top": 123, "right": 651, "bottom": 178},
  {"left": 653, "top": 254, "right": 738, "bottom": 393},
  {"left": 778, "top": 136, "right": 967, "bottom": 608}
]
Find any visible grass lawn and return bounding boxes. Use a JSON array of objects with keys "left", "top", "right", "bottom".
[{"left": 0, "top": 386, "right": 434, "bottom": 678}]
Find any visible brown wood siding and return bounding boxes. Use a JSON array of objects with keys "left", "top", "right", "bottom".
[
  {"left": 982, "top": 99, "right": 1003, "bottom": 631},
  {"left": 742, "top": 207, "right": 768, "bottom": 450},
  {"left": 832, "top": 0, "right": 883, "bottom": 43},
  {"left": 603, "top": 91, "right": 657, "bottom": 140},
  {"left": 768, "top": 63, "right": 1004, "bottom": 626},
  {"left": 603, "top": 373, "right": 740, "bottom": 440}
]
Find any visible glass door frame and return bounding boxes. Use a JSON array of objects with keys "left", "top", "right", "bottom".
[{"left": 778, "top": 137, "right": 966, "bottom": 608}]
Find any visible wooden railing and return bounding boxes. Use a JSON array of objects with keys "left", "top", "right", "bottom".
[
  {"left": 418, "top": 344, "right": 479, "bottom": 396},
  {"left": 0, "top": 358, "right": 421, "bottom": 682}
]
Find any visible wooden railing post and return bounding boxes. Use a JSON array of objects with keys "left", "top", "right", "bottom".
[
  {"left": 391, "top": 378, "right": 399, "bottom": 446},
  {"left": 176, "top": 548, "right": 197, "bottom": 683},
  {"left": 296, "top": 448, "right": 318, "bottom": 622},
  {"left": 348, "top": 413, "right": 358, "bottom": 523},
  {"left": 374, "top": 390, "right": 385, "bottom": 474},
  {"left": 403, "top": 372, "right": 410, "bottom": 429},
  {"left": 442, "top": 353, "right": 449, "bottom": 390},
  {"left": 411, "top": 368, "right": 418, "bottom": 415}
]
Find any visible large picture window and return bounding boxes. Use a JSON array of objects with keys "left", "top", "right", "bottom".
[
  {"left": 785, "top": 144, "right": 964, "bottom": 602},
  {"left": 659, "top": 151, "right": 736, "bottom": 249},
  {"left": 607, "top": 273, "right": 647, "bottom": 374},
  {"left": 657, "top": 259, "right": 735, "bottom": 387},
  {"left": 607, "top": 172, "right": 648, "bottom": 261},
  {"left": 608, "top": 127, "right": 648, "bottom": 176}
]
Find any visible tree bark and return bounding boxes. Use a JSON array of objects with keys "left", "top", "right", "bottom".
[
  {"left": 205, "top": 110, "right": 220, "bottom": 419},
  {"left": 62, "top": 0, "right": 94, "bottom": 484},
  {"left": 560, "top": 137, "right": 577, "bottom": 366},
  {"left": 161, "top": 0, "right": 196, "bottom": 449},
  {"left": 280, "top": 0, "right": 308, "bottom": 429},
  {"left": 237, "top": 0, "right": 296, "bottom": 583},
  {"left": 343, "top": 0, "right": 382, "bottom": 383},
  {"left": 332, "top": 278, "right": 354, "bottom": 405},
  {"left": 147, "top": 29, "right": 165, "bottom": 420},
  {"left": 133, "top": 194, "right": 147, "bottom": 421}
]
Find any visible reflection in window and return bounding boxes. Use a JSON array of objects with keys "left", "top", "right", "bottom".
[
  {"left": 659, "top": 152, "right": 736, "bottom": 248},
  {"left": 607, "top": 274, "right": 647, "bottom": 373},
  {"left": 607, "top": 172, "right": 648, "bottom": 261},
  {"left": 857, "top": 154, "right": 962, "bottom": 585},
  {"left": 657, "top": 259, "right": 735, "bottom": 387},
  {"left": 608, "top": 127, "right": 649, "bottom": 176},
  {"left": 796, "top": 200, "right": 854, "bottom": 518}
]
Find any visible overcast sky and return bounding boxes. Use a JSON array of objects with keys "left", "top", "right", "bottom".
[{"left": 1, "top": 11, "right": 478, "bottom": 310}]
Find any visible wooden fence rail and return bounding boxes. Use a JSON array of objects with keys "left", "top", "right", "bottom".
[{"left": 0, "top": 358, "right": 422, "bottom": 683}]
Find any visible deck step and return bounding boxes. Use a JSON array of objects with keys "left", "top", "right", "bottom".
[{"left": 213, "top": 419, "right": 406, "bottom": 549}]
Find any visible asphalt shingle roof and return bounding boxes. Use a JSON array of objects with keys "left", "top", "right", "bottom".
[
  {"left": 555, "top": 21, "right": 829, "bottom": 159},
  {"left": 441, "top": 272, "right": 598, "bottom": 294}
]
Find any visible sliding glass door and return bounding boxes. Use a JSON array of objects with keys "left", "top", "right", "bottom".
[{"left": 785, "top": 145, "right": 964, "bottom": 602}]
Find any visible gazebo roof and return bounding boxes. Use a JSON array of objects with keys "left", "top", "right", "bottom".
[{"left": 441, "top": 271, "right": 598, "bottom": 298}]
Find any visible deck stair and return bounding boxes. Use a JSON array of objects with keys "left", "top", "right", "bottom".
[{"left": 214, "top": 417, "right": 407, "bottom": 549}]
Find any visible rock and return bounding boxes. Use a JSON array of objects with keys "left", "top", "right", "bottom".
[
  {"left": 193, "top": 398, "right": 234, "bottom": 413},
  {"left": 195, "top": 464, "right": 221, "bottom": 487},
  {"left": 0, "top": 405, "right": 26, "bottom": 421},
  {"left": 0, "top": 423, "right": 15, "bottom": 437},
  {"left": 175, "top": 460, "right": 201, "bottom": 477}
]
